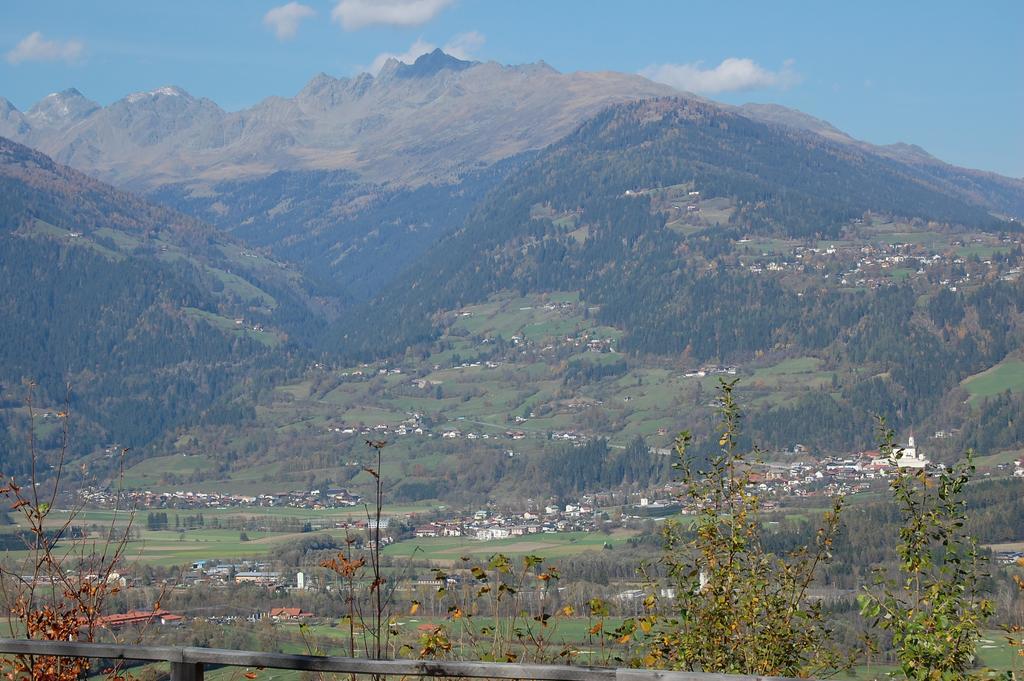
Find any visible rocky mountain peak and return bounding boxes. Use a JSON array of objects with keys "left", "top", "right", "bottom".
[
  {"left": 299, "top": 72, "right": 341, "bottom": 97},
  {"left": 122, "top": 85, "right": 196, "bottom": 104},
  {"left": 0, "top": 97, "right": 22, "bottom": 117},
  {"left": 532, "top": 59, "right": 559, "bottom": 74},
  {"left": 375, "top": 58, "right": 403, "bottom": 80},
  {"left": 0, "top": 99, "right": 29, "bottom": 139},
  {"left": 393, "top": 49, "right": 477, "bottom": 79},
  {"left": 26, "top": 88, "right": 99, "bottom": 128}
]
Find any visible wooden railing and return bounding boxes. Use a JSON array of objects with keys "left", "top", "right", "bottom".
[{"left": 0, "top": 639, "right": 797, "bottom": 681}]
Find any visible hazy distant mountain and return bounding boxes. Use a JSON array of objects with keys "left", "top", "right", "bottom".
[
  {"left": 739, "top": 102, "right": 1024, "bottom": 217},
  {"left": 5, "top": 48, "right": 1020, "bottom": 215},
  {"left": 0, "top": 98, "right": 31, "bottom": 138},
  {"left": 1, "top": 49, "right": 678, "bottom": 189},
  {"left": 6, "top": 51, "right": 1023, "bottom": 310},
  {"left": 25, "top": 88, "right": 100, "bottom": 129},
  {"left": 738, "top": 102, "right": 855, "bottom": 144},
  {"left": 151, "top": 159, "right": 521, "bottom": 300}
]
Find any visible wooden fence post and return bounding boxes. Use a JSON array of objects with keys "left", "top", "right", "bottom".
[{"left": 170, "top": 661, "right": 204, "bottom": 681}]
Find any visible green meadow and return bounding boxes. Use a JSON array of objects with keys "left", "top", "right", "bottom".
[
  {"left": 962, "top": 359, "right": 1024, "bottom": 402},
  {"left": 383, "top": 529, "right": 639, "bottom": 564}
]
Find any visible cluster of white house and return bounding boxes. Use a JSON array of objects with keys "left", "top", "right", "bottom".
[
  {"left": 413, "top": 503, "right": 603, "bottom": 542},
  {"left": 80, "top": 486, "right": 361, "bottom": 510}
]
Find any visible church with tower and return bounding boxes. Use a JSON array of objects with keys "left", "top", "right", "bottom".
[{"left": 892, "top": 433, "right": 929, "bottom": 469}]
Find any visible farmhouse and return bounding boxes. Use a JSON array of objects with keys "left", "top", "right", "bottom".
[
  {"left": 268, "top": 607, "right": 314, "bottom": 620},
  {"left": 235, "top": 571, "right": 282, "bottom": 585},
  {"left": 95, "top": 609, "right": 184, "bottom": 629}
]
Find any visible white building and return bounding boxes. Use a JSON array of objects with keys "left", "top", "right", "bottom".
[
  {"left": 893, "top": 434, "right": 928, "bottom": 469},
  {"left": 476, "top": 527, "right": 511, "bottom": 541}
]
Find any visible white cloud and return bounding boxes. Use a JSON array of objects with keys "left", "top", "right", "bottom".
[
  {"left": 443, "top": 31, "right": 484, "bottom": 61},
  {"left": 640, "top": 57, "right": 801, "bottom": 95},
  {"left": 332, "top": 0, "right": 455, "bottom": 30},
  {"left": 365, "top": 32, "right": 483, "bottom": 75},
  {"left": 263, "top": 2, "right": 316, "bottom": 41},
  {"left": 6, "top": 31, "right": 84, "bottom": 65}
]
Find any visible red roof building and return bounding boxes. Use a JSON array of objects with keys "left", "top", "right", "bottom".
[
  {"left": 268, "top": 607, "right": 314, "bottom": 620},
  {"left": 94, "top": 610, "right": 183, "bottom": 629}
]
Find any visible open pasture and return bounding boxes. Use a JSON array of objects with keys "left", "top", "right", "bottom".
[
  {"left": 383, "top": 529, "right": 639, "bottom": 565},
  {"left": 962, "top": 358, "right": 1024, "bottom": 402}
]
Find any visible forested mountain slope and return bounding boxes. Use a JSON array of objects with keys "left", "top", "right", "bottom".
[
  {"left": 739, "top": 102, "right": 1024, "bottom": 218},
  {"left": 339, "top": 97, "right": 1018, "bottom": 354},
  {"left": 326, "top": 98, "right": 1024, "bottom": 444},
  {"left": 4, "top": 88, "right": 1024, "bottom": 486},
  {"left": 151, "top": 91, "right": 1024, "bottom": 312},
  {"left": 0, "top": 137, "right": 323, "bottom": 465},
  {"left": 150, "top": 156, "right": 526, "bottom": 300}
]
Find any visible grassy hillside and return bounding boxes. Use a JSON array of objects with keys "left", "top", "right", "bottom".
[{"left": 962, "top": 358, "right": 1024, "bottom": 402}]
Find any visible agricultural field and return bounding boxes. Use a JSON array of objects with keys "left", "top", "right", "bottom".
[
  {"left": 87, "top": 284, "right": 906, "bottom": 500},
  {"left": 45, "top": 217, "right": 1020, "bottom": 507},
  {"left": 0, "top": 501, "right": 639, "bottom": 569},
  {"left": 972, "top": 449, "right": 1024, "bottom": 469},
  {"left": 120, "top": 452, "right": 222, "bottom": 488},
  {"left": 962, "top": 358, "right": 1024, "bottom": 402},
  {"left": 744, "top": 357, "right": 834, "bottom": 406},
  {"left": 183, "top": 307, "right": 281, "bottom": 347},
  {"left": 0, "top": 504, "right": 437, "bottom": 567},
  {"left": 383, "top": 529, "right": 639, "bottom": 565},
  {"left": 0, "top": 526, "right": 330, "bottom": 568}
]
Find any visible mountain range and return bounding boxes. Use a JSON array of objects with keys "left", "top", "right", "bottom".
[
  {"left": 2, "top": 50, "right": 1020, "bottom": 216},
  {"left": 3, "top": 51, "right": 1024, "bottom": 468},
  {"left": 0, "top": 50, "right": 678, "bottom": 190},
  {"left": 4, "top": 50, "right": 1021, "bottom": 306},
  {"left": 336, "top": 96, "right": 1024, "bottom": 359}
]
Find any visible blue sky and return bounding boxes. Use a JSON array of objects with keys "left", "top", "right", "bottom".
[{"left": 2, "top": 0, "right": 1021, "bottom": 177}]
